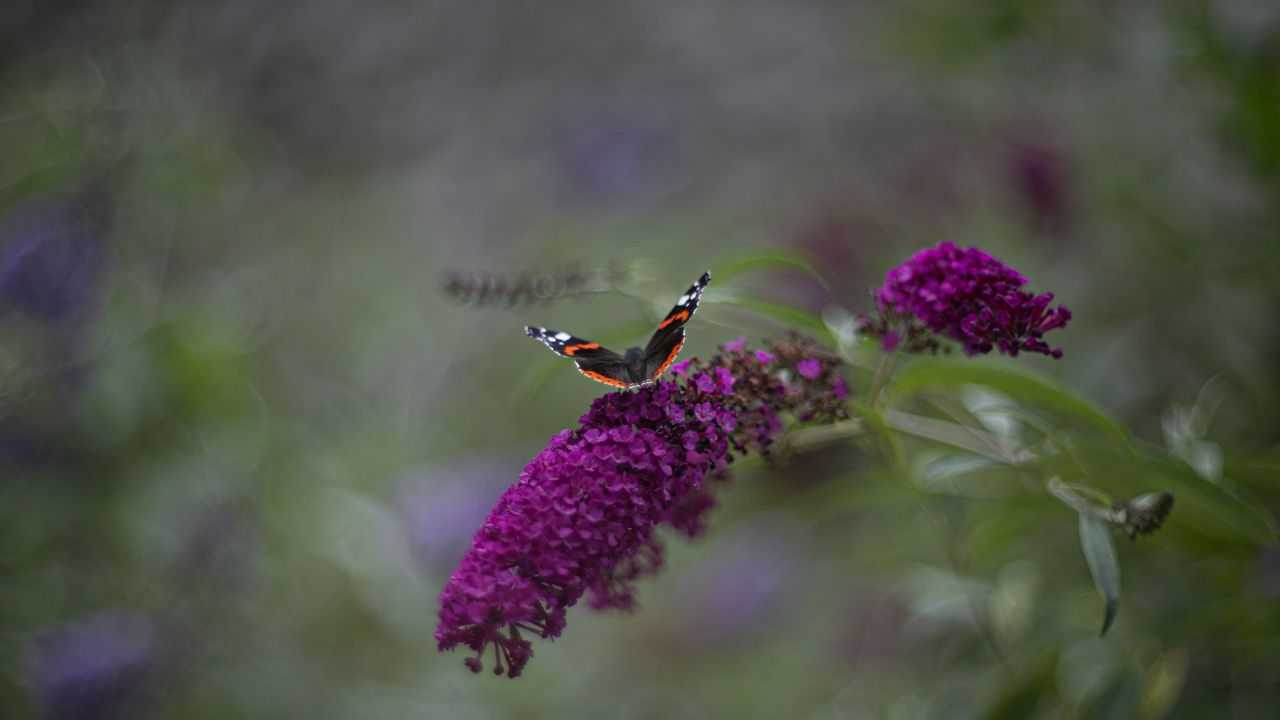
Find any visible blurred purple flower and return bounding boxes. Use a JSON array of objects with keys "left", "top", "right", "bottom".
[
  {"left": 173, "top": 502, "right": 258, "bottom": 588},
  {"left": 24, "top": 610, "right": 156, "bottom": 720},
  {"left": 794, "top": 214, "right": 863, "bottom": 279},
  {"left": 675, "top": 518, "right": 800, "bottom": 648},
  {"left": 0, "top": 181, "right": 110, "bottom": 322},
  {"left": 833, "top": 376, "right": 849, "bottom": 400},
  {"left": 399, "top": 458, "right": 514, "bottom": 570},
  {"left": 1007, "top": 139, "right": 1071, "bottom": 236},
  {"left": 1252, "top": 545, "right": 1280, "bottom": 598},
  {"left": 0, "top": 418, "right": 61, "bottom": 469},
  {"left": 881, "top": 331, "right": 901, "bottom": 353},
  {"left": 553, "top": 111, "right": 680, "bottom": 205},
  {"left": 875, "top": 242, "right": 1071, "bottom": 358},
  {"left": 838, "top": 589, "right": 909, "bottom": 668},
  {"left": 0, "top": 180, "right": 112, "bottom": 464},
  {"left": 787, "top": 212, "right": 883, "bottom": 310}
]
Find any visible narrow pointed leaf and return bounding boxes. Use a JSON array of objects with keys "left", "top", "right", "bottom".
[
  {"left": 889, "top": 361, "right": 1132, "bottom": 447},
  {"left": 711, "top": 296, "right": 834, "bottom": 344},
  {"left": 715, "top": 248, "right": 832, "bottom": 293},
  {"left": 1078, "top": 513, "right": 1121, "bottom": 635}
]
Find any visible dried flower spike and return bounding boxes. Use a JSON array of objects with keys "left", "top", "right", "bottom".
[
  {"left": 444, "top": 264, "right": 629, "bottom": 307},
  {"left": 1116, "top": 491, "right": 1175, "bottom": 539}
]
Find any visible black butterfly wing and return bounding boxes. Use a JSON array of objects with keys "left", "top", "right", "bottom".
[
  {"left": 524, "top": 326, "right": 632, "bottom": 388},
  {"left": 642, "top": 332, "right": 685, "bottom": 383},
  {"left": 642, "top": 271, "right": 710, "bottom": 381}
]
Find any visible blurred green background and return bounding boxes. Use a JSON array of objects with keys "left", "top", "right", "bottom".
[{"left": 2, "top": 1, "right": 1278, "bottom": 718}]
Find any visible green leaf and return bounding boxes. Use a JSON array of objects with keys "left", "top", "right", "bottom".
[
  {"left": 1224, "top": 454, "right": 1280, "bottom": 495},
  {"left": 918, "top": 453, "right": 1018, "bottom": 498},
  {"left": 711, "top": 297, "right": 835, "bottom": 344},
  {"left": 1078, "top": 513, "right": 1121, "bottom": 636},
  {"left": 884, "top": 409, "right": 1028, "bottom": 464},
  {"left": 923, "top": 453, "right": 1003, "bottom": 483},
  {"left": 715, "top": 248, "right": 832, "bottom": 293},
  {"left": 889, "top": 360, "right": 1132, "bottom": 447},
  {"left": 1045, "top": 438, "right": 1277, "bottom": 545},
  {"left": 1140, "top": 454, "right": 1277, "bottom": 544},
  {"left": 978, "top": 654, "right": 1057, "bottom": 720}
]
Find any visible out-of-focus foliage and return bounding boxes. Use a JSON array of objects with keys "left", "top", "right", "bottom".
[{"left": 1, "top": 1, "right": 1278, "bottom": 718}]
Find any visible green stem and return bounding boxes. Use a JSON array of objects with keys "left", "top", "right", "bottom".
[
  {"left": 1047, "top": 476, "right": 1121, "bottom": 523},
  {"left": 867, "top": 350, "right": 897, "bottom": 408},
  {"left": 775, "top": 419, "right": 867, "bottom": 457}
]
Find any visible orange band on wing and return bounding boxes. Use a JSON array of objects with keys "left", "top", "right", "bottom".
[
  {"left": 564, "top": 342, "right": 600, "bottom": 356},
  {"left": 649, "top": 339, "right": 684, "bottom": 381},
  {"left": 658, "top": 310, "right": 690, "bottom": 330},
  {"left": 578, "top": 369, "right": 630, "bottom": 388}
]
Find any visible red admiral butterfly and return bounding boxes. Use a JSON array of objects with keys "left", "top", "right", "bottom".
[{"left": 525, "top": 271, "right": 711, "bottom": 389}]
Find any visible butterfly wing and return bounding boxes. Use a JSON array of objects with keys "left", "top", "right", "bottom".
[
  {"left": 524, "top": 326, "right": 632, "bottom": 388},
  {"left": 642, "top": 271, "right": 710, "bottom": 381}
]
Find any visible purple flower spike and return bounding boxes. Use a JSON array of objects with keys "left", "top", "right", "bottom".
[
  {"left": 874, "top": 242, "right": 1071, "bottom": 358},
  {"left": 437, "top": 336, "right": 849, "bottom": 678},
  {"left": 436, "top": 382, "right": 738, "bottom": 678}
]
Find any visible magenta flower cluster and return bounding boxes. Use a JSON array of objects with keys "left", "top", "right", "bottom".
[
  {"left": 875, "top": 242, "right": 1072, "bottom": 358},
  {"left": 435, "top": 373, "right": 742, "bottom": 678},
  {"left": 435, "top": 339, "right": 845, "bottom": 677}
]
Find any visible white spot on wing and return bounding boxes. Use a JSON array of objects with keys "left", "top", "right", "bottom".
[{"left": 555, "top": 332, "right": 570, "bottom": 341}]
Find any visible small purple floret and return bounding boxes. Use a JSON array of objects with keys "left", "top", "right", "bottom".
[
  {"left": 796, "top": 358, "right": 822, "bottom": 380},
  {"left": 694, "top": 373, "right": 717, "bottom": 394},
  {"left": 881, "top": 331, "right": 901, "bottom": 353}
]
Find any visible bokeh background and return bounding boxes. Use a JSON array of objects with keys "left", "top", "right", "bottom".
[{"left": 3, "top": 1, "right": 1279, "bottom": 718}]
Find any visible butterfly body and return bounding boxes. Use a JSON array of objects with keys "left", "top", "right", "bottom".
[
  {"left": 618, "top": 347, "right": 649, "bottom": 383},
  {"left": 525, "top": 271, "right": 710, "bottom": 389}
]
